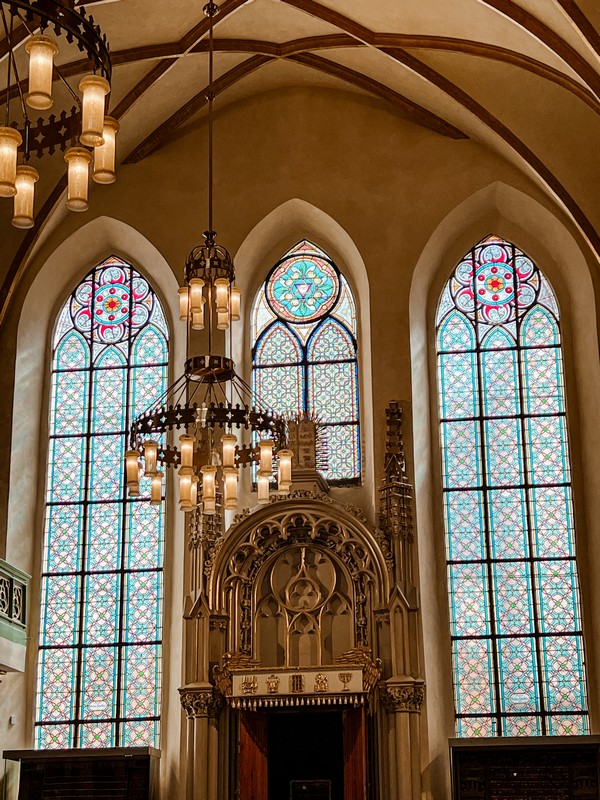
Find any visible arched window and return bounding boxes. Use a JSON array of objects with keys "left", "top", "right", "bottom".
[
  {"left": 436, "top": 235, "right": 588, "bottom": 737},
  {"left": 252, "top": 240, "right": 360, "bottom": 483},
  {"left": 36, "top": 256, "right": 169, "bottom": 749}
]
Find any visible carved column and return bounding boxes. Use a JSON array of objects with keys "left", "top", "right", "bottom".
[
  {"left": 380, "top": 678, "right": 425, "bottom": 800},
  {"left": 179, "top": 685, "right": 223, "bottom": 800}
]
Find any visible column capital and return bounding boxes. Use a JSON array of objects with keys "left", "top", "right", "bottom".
[
  {"left": 179, "top": 684, "right": 223, "bottom": 719},
  {"left": 380, "top": 677, "right": 425, "bottom": 713}
]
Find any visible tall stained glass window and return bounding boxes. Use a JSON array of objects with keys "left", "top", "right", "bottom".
[
  {"left": 36, "top": 256, "right": 168, "bottom": 749},
  {"left": 253, "top": 240, "right": 360, "bottom": 483},
  {"left": 436, "top": 235, "right": 588, "bottom": 737}
]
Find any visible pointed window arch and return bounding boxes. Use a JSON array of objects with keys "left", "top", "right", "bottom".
[
  {"left": 436, "top": 235, "right": 588, "bottom": 737},
  {"left": 36, "top": 256, "right": 169, "bottom": 749},
  {"left": 252, "top": 240, "right": 360, "bottom": 483}
]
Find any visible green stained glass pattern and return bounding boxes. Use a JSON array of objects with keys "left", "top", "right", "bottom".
[
  {"left": 253, "top": 241, "right": 360, "bottom": 483},
  {"left": 36, "top": 257, "right": 168, "bottom": 749},
  {"left": 436, "top": 235, "right": 588, "bottom": 737}
]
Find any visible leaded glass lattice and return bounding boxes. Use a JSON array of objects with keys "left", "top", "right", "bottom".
[
  {"left": 253, "top": 240, "right": 360, "bottom": 482},
  {"left": 436, "top": 235, "right": 588, "bottom": 737},
  {"left": 36, "top": 256, "right": 168, "bottom": 749}
]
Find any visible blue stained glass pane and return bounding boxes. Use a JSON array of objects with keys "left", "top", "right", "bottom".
[
  {"left": 308, "top": 319, "right": 354, "bottom": 362},
  {"left": 481, "top": 344, "right": 520, "bottom": 418},
  {"left": 502, "top": 716, "right": 542, "bottom": 737},
  {"left": 52, "top": 370, "right": 88, "bottom": 434},
  {"left": 485, "top": 418, "right": 523, "bottom": 486},
  {"left": 131, "top": 365, "right": 168, "bottom": 418},
  {"left": 37, "top": 648, "right": 77, "bottom": 723},
  {"left": 541, "top": 636, "right": 587, "bottom": 712},
  {"left": 493, "top": 561, "right": 533, "bottom": 635},
  {"left": 536, "top": 561, "right": 580, "bottom": 633},
  {"left": 127, "top": 503, "right": 163, "bottom": 570},
  {"left": 122, "top": 644, "right": 161, "bottom": 719},
  {"left": 41, "top": 575, "right": 80, "bottom": 646},
  {"left": 441, "top": 421, "right": 481, "bottom": 488},
  {"left": 489, "top": 489, "right": 528, "bottom": 560},
  {"left": 78, "top": 722, "right": 116, "bottom": 748},
  {"left": 37, "top": 723, "right": 74, "bottom": 749},
  {"left": 453, "top": 639, "right": 495, "bottom": 716},
  {"left": 92, "top": 365, "right": 126, "bottom": 433},
  {"left": 132, "top": 325, "right": 167, "bottom": 365},
  {"left": 80, "top": 646, "right": 117, "bottom": 720},
  {"left": 255, "top": 323, "right": 302, "bottom": 365},
  {"left": 83, "top": 573, "right": 120, "bottom": 644},
  {"left": 521, "top": 306, "right": 560, "bottom": 347},
  {"left": 87, "top": 503, "right": 122, "bottom": 571},
  {"left": 497, "top": 637, "right": 540, "bottom": 714},
  {"left": 438, "top": 311, "right": 474, "bottom": 351},
  {"left": 308, "top": 362, "right": 357, "bottom": 423},
  {"left": 56, "top": 331, "right": 89, "bottom": 369},
  {"left": 44, "top": 505, "right": 83, "bottom": 573},
  {"left": 47, "top": 436, "right": 86, "bottom": 502},
  {"left": 530, "top": 486, "right": 575, "bottom": 559},
  {"left": 547, "top": 715, "right": 588, "bottom": 736},
  {"left": 122, "top": 719, "right": 160, "bottom": 747},
  {"left": 90, "top": 434, "right": 125, "bottom": 501},
  {"left": 267, "top": 250, "right": 339, "bottom": 323},
  {"left": 321, "top": 424, "right": 360, "bottom": 482},
  {"left": 458, "top": 717, "right": 496, "bottom": 737},
  {"left": 526, "top": 415, "right": 570, "bottom": 484},
  {"left": 438, "top": 352, "right": 477, "bottom": 419},
  {"left": 522, "top": 346, "right": 563, "bottom": 415},
  {"left": 444, "top": 491, "right": 485, "bottom": 562},
  {"left": 124, "top": 571, "right": 162, "bottom": 643},
  {"left": 254, "top": 365, "right": 303, "bottom": 416},
  {"left": 448, "top": 562, "right": 490, "bottom": 637}
]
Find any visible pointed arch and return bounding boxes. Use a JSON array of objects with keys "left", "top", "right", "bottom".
[
  {"left": 36, "top": 255, "right": 169, "bottom": 749},
  {"left": 252, "top": 240, "right": 360, "bottom": 483},
  {"left": 435, "top": 234, "right": 588, "bottom": 737}
]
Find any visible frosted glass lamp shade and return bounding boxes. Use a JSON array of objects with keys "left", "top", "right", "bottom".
[
  {"left": 178, "top": 466, "right": 194, "bottom": 510},
  {"left": 92, "top": 116, "right": 119, "bottom": 184},
  {"left": 151, "top": 472, "right": 163, "bottom": 505},
  {"left": 190, "top": 475, "right": 199, "bottom": 508},
  {"left": 201, "top": 465, "right": 217, "bottom": 515},
  {"left": 125, "top": 449, "right": 141, "bottom": 486},
  {"left": 217, "top": 310, "right": 229, "bottom": 330},
  {"left": 64, "top": 147, "right": 92, "bottom": 211},
  {"left": 192, "top": 310, "right": 205, "bottom": 330},
  {"left": 25, "top": 35, "right": 59, "bottom": 110},
  {"left": 79, "top": 74, "right": 110, "bottom": 147},
  {"left": 12, "top": 165, "right": 39, "bottom": 229},
  {"left": 179, "top": 434, "right": 195, "bottom": 468},
  {"left": 259, "top": 439, "right": 274, "bottom": 476},
  {"left": 189, "top": 278, "right": 204, "bottom": 313},
  {"left": 0, "top": 127, "right": 22, "bottom": 197},
  {"left": 223, "top": 467, "right": 238, "bottom": 509},
  {"left": 179, "top": 286, "right": 189, "bottom": 321},
  {"left": 221, "top": 434, "right": 237, "bottom": 468},
  {"left": 277, "top": 449, "right": 293, "bottom": 493},
  {"left": 143, "top": 439, "right": 158, "bottom": 477},
  {"left": 214, "top": 278, "right": 229, "bottom": 314},
  {"left": 230, "top": 286, "right": 241, "bottom": 321},
  {"left": 257, "top": 474, "right": 270, "bottom": 505}
]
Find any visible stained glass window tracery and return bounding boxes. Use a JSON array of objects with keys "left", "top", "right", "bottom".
[
  {"left": 436, "top": 235, "right": 588, "bottom": 737},
  {"left": 36, "top": 256, "right": 168, "bottom": 749},
  {"left": 253, "top": 240, "right": 360, "bottom": 483}
]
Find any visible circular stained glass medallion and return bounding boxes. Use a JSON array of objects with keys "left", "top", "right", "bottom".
[{"left": 266, "top": 254, "right": 340, "bottom": 323}]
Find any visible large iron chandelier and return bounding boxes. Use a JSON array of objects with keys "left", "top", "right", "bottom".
[
  {"left": 0, "top": 0, "right": 114, "bottom": 227},
  {"left": 125, "top": 2, "right": 291, "bottom": 516}
]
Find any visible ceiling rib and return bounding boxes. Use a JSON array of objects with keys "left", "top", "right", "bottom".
[
  {"left": 278, "top": 0, "right": 600, "bottom": 260},
  {"left": 552, "top": 0, "right": 600, "bottom": 56}
]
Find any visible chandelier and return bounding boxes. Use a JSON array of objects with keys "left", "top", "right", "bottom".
[
  {"left": 0, "top": 0, "right": 114, "bottom": 227},
  {"left": 124, "top": 2, "right": 292, "bottom": 516}
]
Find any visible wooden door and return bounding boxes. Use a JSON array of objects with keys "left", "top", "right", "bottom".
[
  {"left": 238, "top": 712, "right": 268, "bottom": 800},
  {"left": 343, "top": 707, "right": 367, "bottom": 800}
]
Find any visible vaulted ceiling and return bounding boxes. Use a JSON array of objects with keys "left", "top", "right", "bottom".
[{"left": 0, "top": 0, "right": 599, "bottom": 319}]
